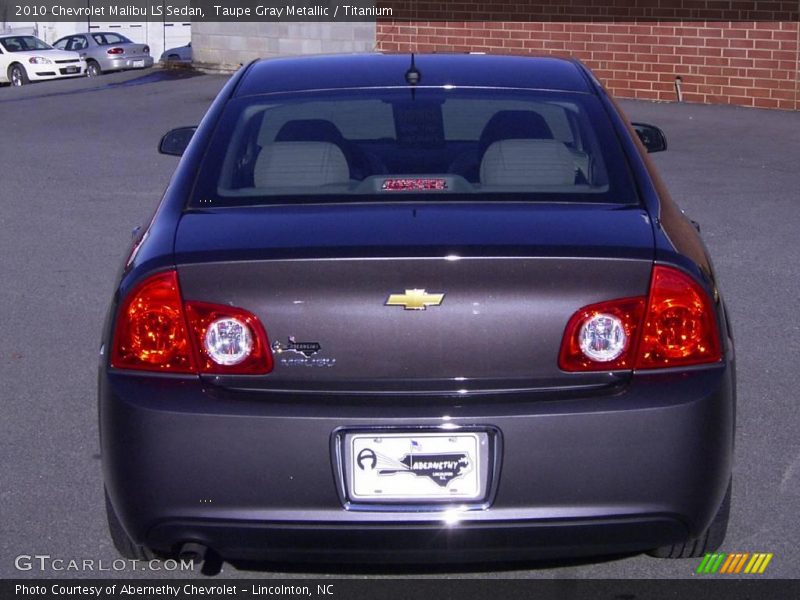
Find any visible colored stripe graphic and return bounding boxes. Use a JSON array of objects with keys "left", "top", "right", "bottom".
[
  {"left": 758, "top": 554, "right": 774, "bottom": 573},
  {"left": 696, "top": 553, "right": 713, "bottom": 574},
  {"left": 733, "top": 553, "right": 750, "bottom": 573},
  {"left": 697, "top": 553, "right": 727, "bottom": 574},
  {"left": 720, "top": 553, "right": 737, "bottom": 573},
  {"left": 699, "top": 552, "right": 773, "bottom": 574},
  {"left": 744, "top": 553, "right": 774, "bottom": 574},
  {"left": 719, "top": 553, "right": 750, "bottom": 573},
  {"left": 697, "top": 552, "right": 772, "bottom": 574}
]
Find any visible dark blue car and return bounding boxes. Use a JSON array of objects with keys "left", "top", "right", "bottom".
[{"left": 100, "top": 53, "right": 735, "bottom": 568}]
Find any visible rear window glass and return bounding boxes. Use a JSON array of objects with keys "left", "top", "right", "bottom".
[
  {"left": 92, "top": 33, "right": 131, "bottom": 45},
  {"left": 191, "top": 89, "right": 638, "bottom": 206}
]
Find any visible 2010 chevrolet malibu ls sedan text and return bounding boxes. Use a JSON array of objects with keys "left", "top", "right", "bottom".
[{"left": 99, "top": 53, "right": 735, "bottom": 567}]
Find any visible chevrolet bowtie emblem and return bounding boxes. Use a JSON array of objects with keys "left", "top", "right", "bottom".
[{"left": 385, "top": 289, "right": 445, "bottom": 311}]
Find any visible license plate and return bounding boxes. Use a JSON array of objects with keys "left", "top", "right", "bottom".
[
  {"left": 65, "top": 67, "right": 78, "bottom": 74},
  {"left": 345, "top": 431, "right": 487, "bottom": 502},
  {"left": 133, "top": 60, "right": 145, "bottom": 67}
]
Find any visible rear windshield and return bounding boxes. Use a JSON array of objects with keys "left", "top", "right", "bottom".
[
  {"left": 92, "top": 33, "right": 131, "bottom": 45},
  {"left": 191, "top": 89, "right": 638, "bottom": 207}
]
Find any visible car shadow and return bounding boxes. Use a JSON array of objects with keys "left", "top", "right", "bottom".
[
  {"left": 0, "top": 67, "right": 206, "bottom": 104},
  {"left": 105, "top": 68, "right": 204, "bottom": 88}
]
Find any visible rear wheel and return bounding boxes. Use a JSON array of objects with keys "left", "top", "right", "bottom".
[
  {"left": 86, "top": 61, "right": 101, "bottom": 78},
  {"left": 647, "top": 479, "right": 732, "bottom": 558},
  {"left": 9, "top": 64, "right": 29, "bottom": 87},
  {"left": 105, "top": 490, "right": 155, "bottom": 560}
]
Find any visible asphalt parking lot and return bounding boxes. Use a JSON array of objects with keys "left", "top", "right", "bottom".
[{"left": 1, "top": 68, "right": 798, "bottom": 580}]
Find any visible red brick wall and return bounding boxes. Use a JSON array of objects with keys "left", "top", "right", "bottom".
[{"left": 376, "top": 18, "right": 800, "bottom": 110}]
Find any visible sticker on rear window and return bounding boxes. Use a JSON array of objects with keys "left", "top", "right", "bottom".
[{"left": 381, "top": 178, "right": 449, "bottom": 192}]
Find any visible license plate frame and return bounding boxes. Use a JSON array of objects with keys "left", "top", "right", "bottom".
[
  {"left": 132, "top": 59, "right": 145, "bottom": 68},
  {"left": 333, "top": 427, "right": 501, "bottom": 509}
]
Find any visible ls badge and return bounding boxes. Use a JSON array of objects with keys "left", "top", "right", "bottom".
[{"left": 385, "top": 289, "right": 445, "bottom": 311}]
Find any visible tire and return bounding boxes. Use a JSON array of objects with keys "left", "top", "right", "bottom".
[
  {"left": 647, "top": 479, "right": 732, "bottom": 558},
  {"left": 86, "top": 61, "right": 101, "bottom": 78},
  {"left": 9, "top": 64, "right": 29, "bottom": 87},
  {"left": 105, "top": 490, "right": 156, "bottom": 560}
]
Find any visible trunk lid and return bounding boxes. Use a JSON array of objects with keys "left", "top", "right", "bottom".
[
  {"left": 120, "top": 43, "right": 149, "bottom": 58},
  {"left": 175, "top": 203, "right": 654, "bottom": 392}
]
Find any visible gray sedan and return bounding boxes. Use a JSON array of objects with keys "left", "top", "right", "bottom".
[
  {"left": 53, "top": 32, "right": 153, "bottom": 77},
  {"left": 100, "top": 54, "right": 735, "bottom": 568}
]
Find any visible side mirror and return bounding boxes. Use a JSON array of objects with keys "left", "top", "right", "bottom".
[
  {"left": 159, "top": 126, "right": 197, "bottom": 156},
  {"left": 631, "top": 122, "right": 667, "bottom": 153}
]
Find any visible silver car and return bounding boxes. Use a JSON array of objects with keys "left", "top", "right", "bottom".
[
  {"left": 160, "top": 42, "right": 192, "bottom": 64},
  {"left": 53, "top": 32, "right": 153, "bottom": 77}
]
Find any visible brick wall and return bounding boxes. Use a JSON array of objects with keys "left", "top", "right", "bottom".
[{"left": 376, "top": 4, "right": 800, "bottom": 110}]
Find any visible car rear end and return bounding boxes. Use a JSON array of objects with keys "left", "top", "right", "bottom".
[
  {"left": 100, "top": 56, "right": 734, "bottom": 564},
  {"left": 94, "top": 35, "right": 153, "bottom": 71}
]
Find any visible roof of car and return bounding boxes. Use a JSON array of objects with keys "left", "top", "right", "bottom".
[
  {"left": 54, "top": 31, "right": 124, "bottom": 38},
  {"left": 234, "top": 53, "right": 592, "bottom": 97}
]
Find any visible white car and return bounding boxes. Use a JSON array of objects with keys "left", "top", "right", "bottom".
[{"left": 0, "top": 34, "right": 86, "bottom": 86}]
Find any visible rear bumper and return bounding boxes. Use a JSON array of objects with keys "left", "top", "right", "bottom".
[
  {"left": 105, "top": 56, "right": 154, "bottom": 71},
  {"left": 99, "top": 365, "right": 734, "bottom": 562},
  {"left": 148, "top": 516, "right": 688, "bottom": 564}
]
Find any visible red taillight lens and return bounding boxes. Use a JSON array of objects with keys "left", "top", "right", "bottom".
[
  {"left": 635, "top": 265, "right": 722, "bottom": 368},
  {"left": 111, "top": 271, "right": 273, "bottom": 375},
  {"left": 111, "top": 271, "right": 195, "bottom": 373},
  {"left": 184, "top": 302, "right": 273, "bottom": 375},
  {"left": 107, "top": 47, "right": 124, "bottom": 55},
  {"left": 559, "top": 265, "right": 722, "bottom": 372},
  {"left": 559, "top": 297, "right": 646, "bottom": 371}
]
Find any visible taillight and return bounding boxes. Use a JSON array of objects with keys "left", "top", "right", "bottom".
[
  {"left": 107, "top": 47, "right": 124, "bottom": 55},
  {"left": 184, "top": 302, "right": 273, "bottom": 374},
  {"left": 111, "top": 270, "right": 273, "bottom": 374},
  {"left": 143, "top": 45, "right": 150, "bottom": 54},
  {"left": 558, "top": 297, "right": 645, "bottom": 371},
  {"left": 559, "top": 265, "right": 722, "bottom": 372},
  {"left": 111, "top": 271, "right": 195, "bottom": 373},
  {"left": 636, "top": 265, "right": 722, "bottom": 368}
]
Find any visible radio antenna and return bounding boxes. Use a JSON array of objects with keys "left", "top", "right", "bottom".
[{"left": 405, "top": 53, "right": 421, "bottom": 99}]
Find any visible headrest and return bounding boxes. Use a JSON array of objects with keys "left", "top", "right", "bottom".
[
  {"left": 479, "top": 110, "right": 554, "bottom": 155},
  {"left": 480, "top": 139, "right": 576, "bottom": 187},
  {"left": 253, "top": 142, "right": 350, "bottom": 188},
  {"left": 275, "top": 119, "right": 346, "bottom": 144}
]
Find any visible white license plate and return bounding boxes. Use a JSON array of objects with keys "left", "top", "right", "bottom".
[
  {"left": 133, "top": 60, "right": 145, "bottom": 67},
  {"left": 346, "top": 432, "right": 486, "bottom": 501}
]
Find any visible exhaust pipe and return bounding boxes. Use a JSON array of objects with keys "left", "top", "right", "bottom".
[{"left": 178, "top": 542, "right": 208, "bottom": 564}]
